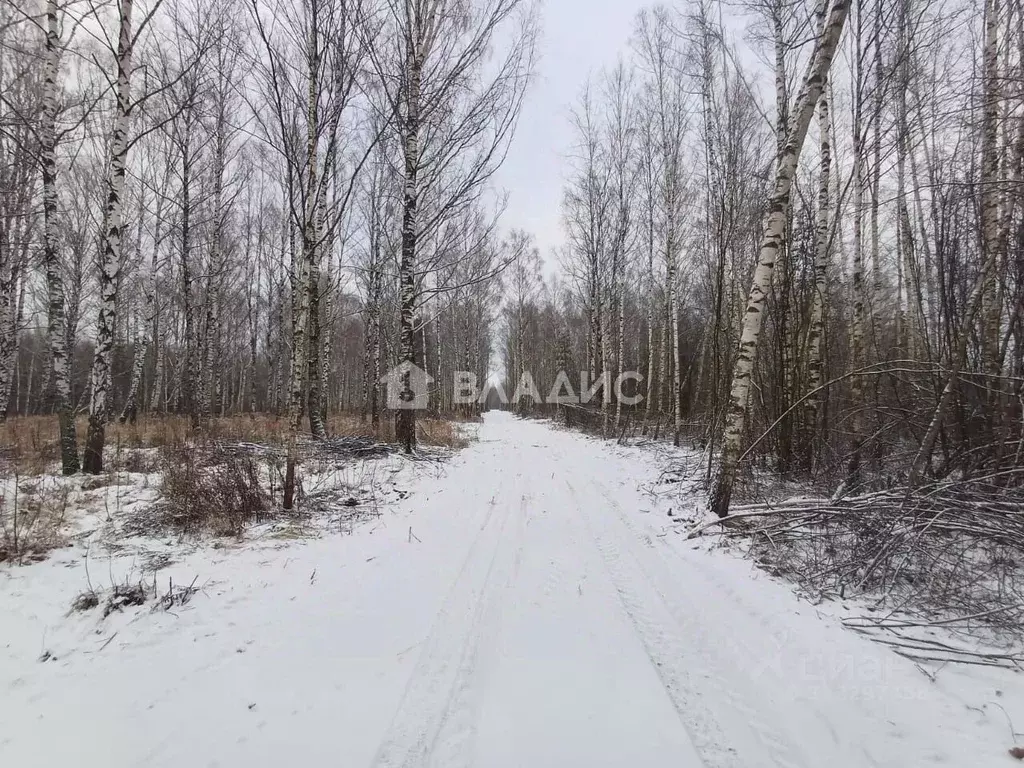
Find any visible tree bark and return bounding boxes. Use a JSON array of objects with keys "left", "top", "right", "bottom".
[
  {"left": 396, "top": 43, "right": 422, "bottom": 453},
  {"left": 283, "top": 10, "right": 320, "bottom": 510},
  {"left": 708, "top": 0, "right": 849, "bottom": 518},
  {"left": 83, "top": 0, "right": 135, "bottom": 474},
  {"left": 804, "top": 84, "right": 831, "bottom": 470},
  {"left": 41, "top": 0, "right": 79, "bottom": 472}
]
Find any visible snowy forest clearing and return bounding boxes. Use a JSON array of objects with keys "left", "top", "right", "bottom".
[
  {"left": 2, "top": 412, "right": 1021, "bottom": 767},
  {"left": 6, "top": 0, "right": 1024, "bottom": 760}
]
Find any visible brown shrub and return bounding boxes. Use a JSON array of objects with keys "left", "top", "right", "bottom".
[
  {"left": 417, "top": 419, "right": 470, "bottom": 449},
  {"left": 0, "top": 479, "right": 72, "bottom": 563},
  {"left": 159, "top": 447, "right": 269, "bottom": 537}
]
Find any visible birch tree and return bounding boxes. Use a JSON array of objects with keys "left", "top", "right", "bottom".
[
  {"left": 40, "top": 0, "right": 79, "bottom": 472},
  {"left": 635, "top": 5, "right": 690, "bottom": 446},
  {"left": 83, "top": 0, "right": 139, "bottom": 474},
  {"left": 802, "top": 83, "right": 831, "bottom": 469},
  {"left": 367, "top": 0, "right": 536, "bottom": 453},
  {"left": 708, "top": 0, "right": 850, "bottom": 518}
]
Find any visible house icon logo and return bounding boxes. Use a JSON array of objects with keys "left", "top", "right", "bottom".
[{"left": 380, "top": 361, "right": 433, "bottom": 410}]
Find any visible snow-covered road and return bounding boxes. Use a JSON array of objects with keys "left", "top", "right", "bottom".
[{"left": 1, "top": 412, "right": 1014, "bottom": 766}]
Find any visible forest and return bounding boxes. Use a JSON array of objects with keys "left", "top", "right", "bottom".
[
  {"left": 4, "top": 1, "right": 1024, "bottom": 763},
  {"left": 509, "top": 0, "right": 1024, "bottom": 525},
  {"left": 0, "top": 0, "right": 1020, "bottom": 525}
]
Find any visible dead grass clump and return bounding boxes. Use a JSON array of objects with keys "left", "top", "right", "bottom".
[
  {"left": 153, "top": 576, "right": 199, "bottom": 611},
  {"left": 159, "top": 447, "right": 270, "bottom": 536},
  {"left": 71, "top": 572, "right": 199, "bottom": 618},
  {"left": 70, "top": 590, "right": 100, "bottom": 612},
  {"left": 0, "top": 480, "right": 72, "bottom": 563},
  {"left": 418, "top": 419, "right": 470, "bottom": 449},
  {"left": 71, "top": 581, "right": 149, "bottom": 618},
  {"left": 327, "top": 413, "right": 391, "bottom": 441},
  {"left": 324, "top": 413, "right": 471, "bottom": 448},
  {"left": 0, "top": 416, "right": 72, "bottom": 474},
  {"left": 103, "top": 581, "right": 149, "bottom": 617}
]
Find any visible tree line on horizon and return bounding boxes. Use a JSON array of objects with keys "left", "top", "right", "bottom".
[
  {"left": 2, "top": 0, "right": 1021, "bottom": 518},
  {"left": 501, "top": 0, "right": 1024, "bottom": 515}
]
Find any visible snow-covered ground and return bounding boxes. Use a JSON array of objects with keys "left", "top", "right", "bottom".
[{"left": 2, "top": 412, "right": 1021, "bottom": 766}]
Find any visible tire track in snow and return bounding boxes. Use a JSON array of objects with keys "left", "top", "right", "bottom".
[
  {"left": 422, "top": 490, "right": 529, "bottom": 767},
  {"left": 581, "top": 464, "right": 903, "bottom": 767},
  {"left": 565, "top": 472, "right": 809, "bottom": 768},
  {"left": 611, "top": 494, "right": 897, "bottom": 767},
  {"left": 368, "top": 465, "right": 526, "bottom": 768}
]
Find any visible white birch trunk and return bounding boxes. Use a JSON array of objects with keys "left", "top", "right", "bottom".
[
  {"left": 804, "top": 86, "right": 831, "bottom": 468},
  {"left": 41, "top": 0, "right": 79, "bottom": 472},
  {"left": 83, "top": 0, "right": 134, "bottom": 474},
  {"left": 396, "top": 33, "right": 423, "bottom": 453},
  {"left": 283, "top": 12, "right": 319, "bottom": 509},
  {"left": 708, "top": 0, "right": 849, "bottom": 517}
]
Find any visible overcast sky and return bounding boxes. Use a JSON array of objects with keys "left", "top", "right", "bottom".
[{"left": 492, "top": 0, "right": 654, "bottom": 267}]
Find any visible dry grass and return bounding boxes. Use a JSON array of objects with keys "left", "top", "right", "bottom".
[
  {"left": 0, "top": 478, "right": 73, "bottom": 563},
  {"left": 159, "top": 446, "right": 270, "bottom": 537},
  {"left": 324, "top": 413, "right": 471, "bottom": 449},
  {"left": 416, "top": 418, "right": 470, "bottom": 449},
  {"left": 71, "top": 573, "right": 199, "bottom": 618},
  {"left": 0, "top": 411, "right": 472, "bottom": 550},
  {"left": 0, "top": 412, "right": 471, "bottom": 475}
]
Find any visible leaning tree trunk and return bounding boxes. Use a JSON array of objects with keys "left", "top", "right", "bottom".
[
  {"left": 41, "top": 0, "right": 78, "bottom": 472},
  {"left": 909, "top": 256, "right": 996, "bottom": 487},
  {"left": 709, "top": 0, "right": 849, "bottom": 518},
  {"left": 83, "top": 0, "right": 134, "bottom": 475}
]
